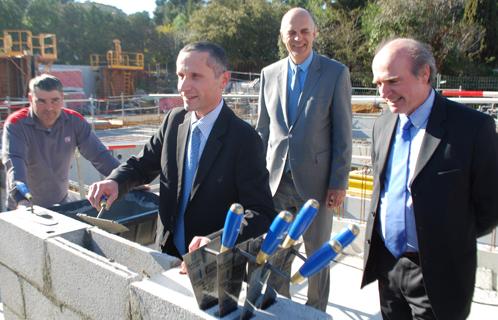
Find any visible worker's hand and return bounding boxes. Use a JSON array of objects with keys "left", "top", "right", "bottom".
[
  {"left": 179, "top": 236, "right": 211, "bottom": 274},
  {"left": 326, "top": 189, "right": 346, "bottom": 208},
  {"left": 87, "top": 180, "right": 119, "bottom": 210}
]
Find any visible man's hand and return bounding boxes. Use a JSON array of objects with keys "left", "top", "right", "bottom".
[
  {"left": 326, "top": 189, "right": 346, "bottom": 208},
  {"left": 87, "top": 180, "right": 119, "bottom": 210},
  {"left": 179, "top": 236, "right": 211, "bottom": 274}
]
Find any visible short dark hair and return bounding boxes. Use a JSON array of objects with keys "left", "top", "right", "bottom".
[
  {"left": 29, "top": 74, "right": 63, "bottom": 93},
  {"left": 179, "top": 41, "right": 228, "bottom": 77}
]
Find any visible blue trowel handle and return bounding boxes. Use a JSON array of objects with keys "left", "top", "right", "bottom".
[
  {"left": 282, "top": 199, "right": 319, "bottom": 248},
  {"left": 220, "top": 203, "right": 244, "bottom": 252},
  {"left": 291, "top": 224, "right": 359, "bottom": 284},
  {"left": 15, "top": 181, "right": 33, "bottom": 201},
  {"left": 256, "top": 210, "right": 294, "bottom": 264}
]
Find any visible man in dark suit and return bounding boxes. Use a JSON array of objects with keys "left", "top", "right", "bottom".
[
  {"left": 361, "top": 37, "right": 498, "bottom": 320},
  {"left": 257, "top": 7, "right": 352, "bottom": 311},
  {"left": 87, "top": 42, "right": 275, "bottom": 258}
]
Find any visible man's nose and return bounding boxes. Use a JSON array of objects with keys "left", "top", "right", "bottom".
[
  {"left": 378, "top": 84, "right": 390, "bottom": 99},
  {"left": 178, "top": 78, "right": 189, "bottom": 92}
]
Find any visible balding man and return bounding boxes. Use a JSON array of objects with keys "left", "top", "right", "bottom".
[
  {"left": 256, "top": 7, "right": 352, "bottom": 310},
  {"left": 361, "top": 38, "right": 498, "bottom": 319}
]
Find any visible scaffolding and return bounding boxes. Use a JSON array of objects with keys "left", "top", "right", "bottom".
[{"left": 90, "top": 39, "right": 144, "bottom": 97}]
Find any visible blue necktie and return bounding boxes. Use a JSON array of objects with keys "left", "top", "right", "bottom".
[
  {"left": 174, "top": 125, "right": 201, "bottom": 255},
  {"left": 288, "top": 66, "right": 302, "bottom": 124},
  {"left": 385, "top": 117, "right": 413, "bottom": 258}
]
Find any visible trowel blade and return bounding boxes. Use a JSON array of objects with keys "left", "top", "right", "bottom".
[
  {"left": 183, "top": 237, "right": 221, "bottom": 310},
  {"left": 260, "top": 244, "right": 300, "bottom": 310},
  {"left": 241, "top": 263, "right": 271, "bottom": 320},
  {"left": 76, "top": 213, "right": 129, "bottom": 234},
  {"left": 215, "top": 239, "right": 251, "bottom": 317}
]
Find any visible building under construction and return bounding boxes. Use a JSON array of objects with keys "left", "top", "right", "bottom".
[
  {"left": 0, "top": 30, "right": 57, "bottom": 99},
  {"left": 90, "top": 39, "right": 144, "bottom": 98}
]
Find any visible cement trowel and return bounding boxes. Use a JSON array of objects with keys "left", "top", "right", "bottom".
[
  {"left": 76, "top": 196, "right": 129, "bottom": 234},
  {"left": 241, "top": 210, "right": 294, "bottom": 320},
  {"left": 184, "top": 203, "right": 249, "bottom": 316}
]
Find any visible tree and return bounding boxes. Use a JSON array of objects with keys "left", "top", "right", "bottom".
[
  {"left": 464, "top": 0, "right": 498, "bottom": 66},
  {"left": 0, "top": 0, "right": 29, "bottom": 30},
  {"left": 187, "top": 0, "right": 286, "bottom": 71},
  {"left": 362, "top": 0, "right": 484, "bottom": 75}
]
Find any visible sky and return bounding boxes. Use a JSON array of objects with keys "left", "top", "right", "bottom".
[{"left": 75, "top": 0, "right": 157, "bottom": 17}]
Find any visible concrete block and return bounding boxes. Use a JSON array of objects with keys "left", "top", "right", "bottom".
[
  {"left": 0, "top": 264, "right": 25, "bottom": 318},
  {"left": 45, "top": 236, "right": 141, "bottom": 319},
  {"left": 22, "top": 279, "right": 82, "bottom": 319},
  {"left": 61, "top": 227, "right": 180, "bottom": 277},
  {"left": 130, "top": 268, "right": 331, "bottom": 320},
  {"left": 0, "top": 207, "right": 88, "bottom": 288},
  {"left": 476, "top": 267, "right": 494, "bottom": 291},
  {"left": 3, "top": 305, "right": 23, "bottom": 320}
]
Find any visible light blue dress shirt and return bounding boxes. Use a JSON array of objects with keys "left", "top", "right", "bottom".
[
  {"left": 379, "top": 89, "right": 435, "bottom": 253},
  {"left": 187, "top": 99, "right": 224, "bottom": 160}
]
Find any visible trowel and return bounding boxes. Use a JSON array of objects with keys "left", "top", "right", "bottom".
[
  {"left": 76, "top": 213, "right": 129, "bottom": 234},
  {"left": 76, "top": 195, "right": 129, "bottom": 234}
]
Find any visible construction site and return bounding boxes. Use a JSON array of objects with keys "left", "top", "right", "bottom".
[{"left": 0, "top": 27, "right": 497, "bottom": 320}]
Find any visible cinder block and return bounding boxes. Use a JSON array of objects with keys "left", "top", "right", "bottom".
[
  {"left": 45, "top": 236, "right": 141, "bottom": 319},
  {"left": 0, "top": 207, "right": 88, "bottom": 288},
  {"left": 130, "top": 268, "right": 331, "bottom": 320},
  {"left": 130, "top": 278, "right": 204, "bottom": 320},
  {"left": 21, "top": 279, "right": 82, "bottom": 319},
  {"left": 64, "top": 227, "right": 180, "bottom": 277},
  {"left": 3, "top": 304, "right": 23, "bottom": 320},
  {"left": 0, "top": 264, "right": 25, "bottom": 318},
  {"left": 476, "top": 267, "right": 494, "bottom": 291}
]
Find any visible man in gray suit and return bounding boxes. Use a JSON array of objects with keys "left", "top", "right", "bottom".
[{"left": 256, "top": 7, "right": 352, "bottom": 311}]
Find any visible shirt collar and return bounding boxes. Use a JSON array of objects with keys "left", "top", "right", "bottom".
[
  {"left": 406, "top": 89, "right": 435, "bottom": 129},
  {"left": 189, "top": 99, "right": 224, "bottom": 138},
  {"left": 288, "top": 51, "right": 314, "bottom": 73}
]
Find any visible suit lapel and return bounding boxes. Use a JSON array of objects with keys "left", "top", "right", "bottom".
[
  {"left": 411, "top": 94, "right": 445, "bottom": 184},
  {"left": 279, "top": 62, "right": 291, "bottom": 128},
  {"left": 293, "top": 54, "right": 321, "bottom": 126},
  {"left": 377, "top": 113, "right": 398, "bottom": 182},
  {"left": 189, "top": 104, "right": 228, "bottom": 200},
  {"left": 176, "top": 113, "right": 190, "bottom": 202}
]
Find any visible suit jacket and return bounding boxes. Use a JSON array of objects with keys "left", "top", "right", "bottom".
[
  {"left": 361, "top": 93, "right": 498, "bottom": 320},
  {"left": 108, "top": 103, "right": 275, "bottom": 256},
  {"left": 256, "top": 53, "right": 352, "bottom": 201}
]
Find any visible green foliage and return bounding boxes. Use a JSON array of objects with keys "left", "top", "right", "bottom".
[
  {"left": 0, "top": 0, "right": 496, "bottom": 82},
  {"left": 361, "top": 0, "right": 489, "bottom": 75},
  {"left": 187, "top": 0, "right": 286, "bottom": 71}
]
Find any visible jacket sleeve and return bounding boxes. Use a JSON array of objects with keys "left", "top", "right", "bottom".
[
  {"left": 255, "top": 69, "right": 270, "bottom": 153},
  {"left": 2, "top": 122, "right": 29, "bottom": 206},
  {"left": 328, "top": 65, "right": 352, "bottom": 190},
  {"left": 472, "top": 115, "right": 498, "bottom": 237}
]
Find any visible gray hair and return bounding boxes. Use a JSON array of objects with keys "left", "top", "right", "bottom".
[
  {"left": 29, "top": 74, "right": 63, "bottom": 93},
  {"left": 179, "top": 41, "right": 228, "bottom": 77},
  {"left": 377, "top": 38, "right": 437, "bottom": 84}
]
